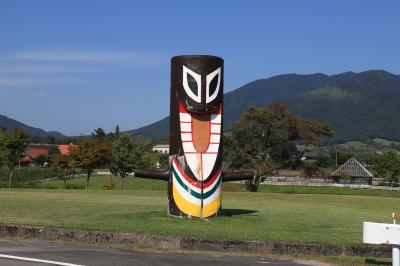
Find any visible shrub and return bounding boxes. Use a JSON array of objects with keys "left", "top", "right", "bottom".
[
  {"left": 102, "top": 176, "right": 115, "bottom": 190},
  {"left": 0, "top": 167, "right": 58, "bottom": 188}
]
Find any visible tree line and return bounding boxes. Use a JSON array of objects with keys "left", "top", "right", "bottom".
[
  {"left": 1, "top": 103, "right": 400, "bottom": 191},
  {"left": 224, "top": 103, "right": 400, "bottom": 189},
  {"left": 0, "top": 126, "right": 152, "bottom": 190}
]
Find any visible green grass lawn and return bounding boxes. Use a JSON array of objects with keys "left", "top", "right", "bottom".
[
  {"left": 258, "top": 184, "right": 400, "bottom": 198},
  {"left": 0, "top": 184, "right": 398, "bottom": 245},
  {"left": 39, "top": 175, "right": 168, "bottom": 191},
  {"left": 338, "top": 141, "right": 370, "bottom": 150},
  {"left": 373, "top": 138, "right": 400, "bottom": 147}
]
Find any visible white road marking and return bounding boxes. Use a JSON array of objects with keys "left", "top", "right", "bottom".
[
  {"left": 256, "top": 262, "right": 271, "bottom": 264},
  {"left": 0, "top": 254, "right": 85, "bottom": 266}
]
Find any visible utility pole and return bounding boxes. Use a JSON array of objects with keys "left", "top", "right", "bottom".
[{"left": 334, "top": 137, "right": 338, "bottom": 166}]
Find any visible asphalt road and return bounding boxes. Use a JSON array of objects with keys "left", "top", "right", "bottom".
[{"left": 0, "top": 239, "right": 332, "bottom": 266}]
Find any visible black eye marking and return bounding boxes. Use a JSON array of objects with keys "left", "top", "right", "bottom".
[
  {"left": 187, "top": 72, "right": 198, "bottom": 97},
  {"left": 206, "top": 67, "right": 221, "bottom": 103},
  {"left": 183, "top": 65, "right": 201, "bottom": 103},
  {"left": 208, "top": 73, "right": 219, "bottom": 98}
]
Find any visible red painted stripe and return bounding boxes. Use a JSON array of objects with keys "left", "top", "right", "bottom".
[
  {"left": 185, "top": 151, "right": 218, "bottom": 154},
  {"left": 173, "top": 158, "right": 221, "bottom": 189},
  {"left": 218, "top": 104, "right": 222, "bottom": 114},
  {"left": 185, "top": 152, "right": 218, "bottom": 154},
  {"left": 173, "top": 158, "right": 200, "bottom": 186},
  {"left": 179, "top": 102, "right": 188, "bottom": 113},
  {"left": 204, "top": 166, "right": 222, "bottom": 187}
]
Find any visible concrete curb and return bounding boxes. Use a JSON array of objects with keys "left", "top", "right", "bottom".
[{"left": 0, "top": 224, "right": 391, "bottom": 257}]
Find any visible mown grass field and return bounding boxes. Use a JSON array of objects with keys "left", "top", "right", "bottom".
[
  {"left": 39, "top": 175, "right": 168, "bottom": 191},
  {"left": 1, "top": 176, "right": 399, "bottom": 245}
]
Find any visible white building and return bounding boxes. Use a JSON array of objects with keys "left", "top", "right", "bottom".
[{"left": 152, "top": 144, "right": 169, "bottom": 154}]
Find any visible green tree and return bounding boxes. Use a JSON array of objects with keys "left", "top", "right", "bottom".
[
  {"left": 34, "top": 154, "right": 50, "bottom": 167},
  {"left": 337, "top": 151, "right": 355, "bottom": 165},
  {"left": 373, "top": 151, "right": 400, "bottom": 186},
  {"left": 46, "top": 136, "right": 56, "bottom": 144},
  {"left": 105, "top": 126, "right": 122, "bottom": 144},
  {"left": 302, "top": 160, "right": 319, "bottom": 179},
  {"left": 269, "top": 141, "right": 299, "bottom": 168},
  {"left": 110, "top": 133, "right": 136, "bottom": 190},
  {"left": 157, "top": 153, "right": 169, "bottom": 169},
  {"left": 225, "top": 103, "right": 333, "bottom": 191},
  {"left": 0, "top": 128, "right": 30, "bottom": 188},
  {"left": 115, "top": 125, "right": 120, "bottom": 139},
  {"left": 132, "top": 137, "right": 153, "bottom": 168},
  {"left": 48, "top": 145, "right": 61, "bottom": 156},
  {"left": 105, "top": 132, "right": 115, "bottom": 144},
  {"left": 70, "top": 139, "right": 111, "bottom": 190},
  {"left": 52, "top": 154, "right": 75, "bottom": 188},
  {"left": 110, "top": 134, "right": 153, "bottom": 190},
  {"left": 92, "top": 128, "right": 106, "bottom": 142}
]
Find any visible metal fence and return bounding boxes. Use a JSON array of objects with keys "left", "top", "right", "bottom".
[{"left": 262, "top": 176, "right": 400, "bottom": 191}]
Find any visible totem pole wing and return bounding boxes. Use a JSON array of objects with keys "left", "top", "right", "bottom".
[
  {"left": 134, "top": 169, "right": 170, "bottom": 181},
  {"left": 222, "top": 171, "right": 255, "bottom": 182}
]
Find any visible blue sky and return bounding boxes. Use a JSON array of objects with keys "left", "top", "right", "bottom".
[{"left": 0, "top": 0, "right": 399, "bottom": 136}]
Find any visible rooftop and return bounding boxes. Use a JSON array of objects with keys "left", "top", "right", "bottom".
[{"left": 331, "top": 157, "right": 373, "bottom": 178}]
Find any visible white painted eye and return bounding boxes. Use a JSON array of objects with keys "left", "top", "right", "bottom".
[
  {"left": 183, "top": 65, "right": 201, "bottom": 103},
  {"left": 206, "top": 67, "right": 221, "bottom": 103}
]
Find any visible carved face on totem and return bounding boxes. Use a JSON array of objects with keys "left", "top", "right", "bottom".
[{"left": 169, "top": 55, "right": 223, "bottom": 218}]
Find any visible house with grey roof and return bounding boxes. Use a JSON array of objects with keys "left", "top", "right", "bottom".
[{"left": 331, "top": 157, "right": 373, "bottom": 184}]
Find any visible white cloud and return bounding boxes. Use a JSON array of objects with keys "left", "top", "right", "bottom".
[
  {"left": 0, "top": 77, "right": 48, "bottom": 87},
  {"left": 0, "top": 65, "right": 102, "bottom": 75},
  {"left": 2, "top": 49, "right": 168, "bottom": 66},
  {"left": 0, "top": 49, "right": 169, "bottom": 89},
  {"left": 0, "top": 77, "right": 76, "bottom": 88}
]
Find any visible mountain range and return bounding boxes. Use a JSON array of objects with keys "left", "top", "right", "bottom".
[
  {"left": 131, "top": 70, "right": 400, "bottom": 142},
  {"left": 1, "top": 69, "right": 400, "bottom": 142},
  {"left": 0, "top": 114, "right": 66, "bottom": 139}
]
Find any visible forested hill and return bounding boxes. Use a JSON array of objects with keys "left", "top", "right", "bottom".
[
  {"left": 0, "top": 114, "right": 66, "bottom": 139},
  {"left": 285, "top": 70, "right": 400, "bottom": 141},
  {"left": 132, "top": 70, "right": 400, "bottom": 142},
  {"left": 3, "top": 70, "right": 398, "bottom": 142}
]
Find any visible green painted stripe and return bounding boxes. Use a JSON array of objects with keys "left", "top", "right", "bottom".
[
  {"left": 172, "top": 166, "right": 221, "bottom": 200},
  {"left": 204, "top": 178, "right": 221, "bottom": 198},
  {"left": 172, "top": 167, "right": 201, "bottom": 199}
]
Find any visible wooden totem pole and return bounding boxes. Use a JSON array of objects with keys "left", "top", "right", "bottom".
[{"left": 135, "top": 55, "right": 254, "bottom": 219}]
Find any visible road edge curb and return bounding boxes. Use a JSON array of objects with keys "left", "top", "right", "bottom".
[{"left": 0, "top": 224, "right": 391, "bottom": 257}]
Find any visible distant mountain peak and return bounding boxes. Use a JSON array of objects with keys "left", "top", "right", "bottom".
[
  {"left": 0, "top": 114, "right": 66, "bottom": 139},
  {"left": 131, "top": 69, "right": 400, "bottom": 142}
]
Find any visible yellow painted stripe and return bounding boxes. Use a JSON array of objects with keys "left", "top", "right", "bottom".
[
  {"left": 202, "top": 192, "right": 221, "bottom": 218},
  {"left": 173, "top": 183, "right": 201, "bottom": 217},
  {"left": 172, "top": 183, "right": 221, "bottom": 218}
]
